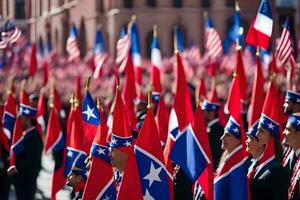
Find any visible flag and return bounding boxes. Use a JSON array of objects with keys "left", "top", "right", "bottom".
[
  {"left": 42, "top": 60, "right": 49, "bottom": 86},
  {"left": 45, "top": 107, "right": 66, "bottom": 200},
  {"left": 248, "top": 53, "right": 265, "bottom": 137},
  {"left": 37, "top": 90, "right": 46, "bottom": 133},
  {"left": 169, "top": 53, "right": 209, "bottom": 181},
  {"left": 65, "top": 106, "right": 86, "bottom": 176},
  {"left": 174, "top": 26, "right": 184, "bottom": 52},
  {"left": 151, "top": 26, "right": 162, "bottom": 94},
  {"left": 82, "top": 91, "right": 100, "bottom": 126},
  {"left": 19, "top": 89, "right": 37, "bottom": 117},
  {"left": 276, "top": 18, "right": 295, "bottom": 68},
  {"left": 204, "top": 16, "right": 223, "bottom": 59},
  {"left": 28, "top": 44, "right": 37, "bottom": 77},
  {"left": 155, "top": 97, "right": 170, "bottom": 148},
  {"left": 196, "top": 78, "right": 207, "bottom": 103},
  {"left": 122, "top": 54, "right": 137, "bottom": 129},
  {"left": 117, "top": 151, "right": 143, "bottom": 200},
  {"left": 135, "top": 107, "right": 171, "bottom": 199},
  {"left": 2, "top": 91, "right": 16, "bottom": 150},
  {"left": 235, "top": 47, "right": 248, "bottom": 102},
  {"left": 223, "top": 2, "right": 244, "bottom": 53},
  {"left": 76, "top": 75, "right": 82, "bottom": 104},
  {"left": 194, "top": 105, "right": 214, "bottom": 200},
  {"left": 129, "top": 19, "right": 142, "bottom": 85},
  {"left": 82, "top": 110, "right": 117, "bottom": 200},
  {"left": 9, "top": 116, "right": 24, "bottom": 167},
  {"left": 66, "top": 24, "right": 80, "bottom": 61},
  {"left": 0, "top": 20, "right": 22, "bottom": 49},
  {"left": 93, "top": 28, "right": 108, "bottom": 79},
  {"left": 245, "top": 0, "right": 273, "bottom": 50},
  {"left": 116, "top": 26, "right": 131, "bottom": 71},
  {"left": 82, "top": 90, "right": 100, "bottom": 152}
]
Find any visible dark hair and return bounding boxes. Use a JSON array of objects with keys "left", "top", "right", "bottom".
[{"left": 273, "top": 134, "right": 283, "bottom": 162}]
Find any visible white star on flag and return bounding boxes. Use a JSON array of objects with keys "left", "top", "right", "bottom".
[
  {"left": 97, "top": 147, "right": 106, "bottom": 155},
  {"left": 143, "top": 162, "right": 162, "bottom": 187},
  {"left": 67, "top": 151, "right": 73, "bottom": 157},
  {"left": 124, "top": 140, "right": 131, "bottom": 146},
  {"left": 143, "top": 189, "right": 155, "bottom": 200},
  {"left": 267, "top": 122, "right": 275, "bottom": 130},
  {"left": 233, "top": 127, "right": 239, "bottom": 133},
  {"left": 111, "top": 137, "right": 117, "bottom": 145},
  {"left": 24, "top": 108, "right": 30, "bottom": 114},
  {"left": 102, "top": 195, "right": 111, "bottom": 200},
  {"left": 83, "top": 105, "right": 97, "bottom": 121},
  {"left": 297, "top": 120, "right": 300, "bottom": 126}
]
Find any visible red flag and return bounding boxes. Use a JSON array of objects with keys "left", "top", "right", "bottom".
[
  {"left": 117, "top": 150, "right": 143, "bottom": 200},
  {"left": 236, "top": 49, "right": 248, "bottom": 102},
  {"left": 42, "top": 60, "right": 49, "bottom": 86},
  {"left": 83, "top": 111, "right": 116, "bottom": 200},
  {"left": 248, "top": 54, "right": 265, "bottom": 130},
  {"left": 53, "top": 87, "right": 62, "bottom": 111},
  {"left": 193, "top": 106, "right": 214, "bottom": 200},
  {"left": 155, "top": 97, "right": 170, "bottom": 147},
  {"left": 9, "top": 116, "right": 23, "bottom": 167},
  {"left": 197, "top": 78, "right": 207, "bottom": 102},
  {"left": 28, "top": 44, "right": 37, "bottom": 77},
  {"left": 173, "top": 52, "right": 193, "bottom": 130},
  {"left": 37, "top": 91, "right": 46, "bottom": 134},
  {"left": 122, "top": 54, "right": 137, "bottom": 129},
  {"left": 45, "top": 108, "right": 66, "bottom": 200},
  {"left": 76, "top": 76, "right": 82, "bottom": 104}
]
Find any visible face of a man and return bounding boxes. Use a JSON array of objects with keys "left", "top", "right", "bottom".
[
  {"left": 283, "top": 101, "right": 293, "bottom": 115},
  {"left": 283, "top": 122, "right": 299, "bottom": 147},
  {"left": 246, "top": 136, "right": 260, "bottom": 156},
  {"left": 109, "top": 148, "right": 128, "bottom": 172},
  {"left": 66, "top": 172, "right": 78, "bottom": 187},
  {"left": 221, "top": 132, "right": 240, "bottom": 153},
  {"left": 256, "top": 126, "right": 270, "bottom": 146}
]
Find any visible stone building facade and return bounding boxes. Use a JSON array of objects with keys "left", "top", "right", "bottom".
[{"left": 0, "top": 0, "right": 299, "bottom": 57}]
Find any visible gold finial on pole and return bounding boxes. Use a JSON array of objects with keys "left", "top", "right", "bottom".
[{"left": 85, "top": 76, "right": 91, "bottom": 91}]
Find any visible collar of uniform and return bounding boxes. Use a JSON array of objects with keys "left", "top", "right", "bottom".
[
  {"left": 22, "top": 127, "right": 35, "bottom": 136},
  {"left": 207, "top": 118, "right": 219, "bottom": 128},
  {"left": 253, "top": 152, "right": 264, "bottom": 162}
]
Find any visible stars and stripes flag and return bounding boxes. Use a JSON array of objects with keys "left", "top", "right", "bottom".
[
  {"left": 66, "top": 25, "right": 80, "bottom": 62},
  {"left": 245, "top": 0, "right": 273, "bottom": 50},
  {"left": 151, "top": 25, "right": 162, "bottom": 95},
  {"left": 204, "top": 16, "right": 223, "bottom": 59},
  {"left": 93, "top": 28, "right": 108, "bottom": 79},
  {"left": 0, "top": 20, "right": 22, "bottom": 49},
  {"left": 116, "top": 26, "right": 131, "bottom": 72},
  {"left": 276, "top": 18, "right": 295, "bottom": 68}
]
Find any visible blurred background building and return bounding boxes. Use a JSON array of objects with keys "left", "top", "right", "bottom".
[{"left": 0, "top": 0, "right": 299, "bottom": 57}]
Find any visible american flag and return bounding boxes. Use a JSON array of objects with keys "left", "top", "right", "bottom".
[
  {"left": 66, "top": 25, "right": 80, "bottom": 61},
  {"left": 116, "top": 27, "right": 131, "bottom": 72},
  {"left": 0, "top": 20, "right": 22, "bottom": 49},
  {"left": 276, "top": 18, "right": 295, "bottom": 68},
  {"left": 204, "top": 16, "right": 223, "bottom": 59},
  {"left": 93, "top": 29, "right": 108, "bottom": 79}
]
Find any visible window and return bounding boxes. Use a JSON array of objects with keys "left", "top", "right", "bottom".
[
  {"left": 173, "top": 0, "right": 182, "bottom": 8},
  {"left": 146, "top": 30, "right": 153, "bottom": 58},
  {"left": 202, "top": 0, "right": 210, "bottom": 8},
  {"left": 124, "top": 0, "right": 133, "bottom": 8},
  {"left": 15, "top": 0, "right": 25, "bottom": 19},
  {"left": 147, "top": 0, "right": 156, "bottom": 7}
]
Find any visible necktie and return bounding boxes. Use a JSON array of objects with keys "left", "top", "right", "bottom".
[{"left": 288, "top": 157, "right": 300, "bottom": 199}]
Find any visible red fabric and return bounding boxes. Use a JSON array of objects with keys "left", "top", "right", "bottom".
[
  {"left": 45, "top": 108, "right": 62, "bottom": 153},
  {"left": 151, "top": 64, "right": 162, "bottom": 93},
  {"left": 122, "top": 54, "right": 137, "bottom": 129},
  {"left": 117, "top": 150, "right": 143, "bottom": 200},
  {"left": 173, "top": 52, "right": 193, "bottom": 131},
  {"left": 236, "top": 50, "right": 248, "bottom": 102},
  {"left": 69, "top": 107, "right": 85, "bottom": 152},
  {"left": 193, "top": 106, "right": 214, "bottom": 200},
  {"left": 76, "top": 76, "right": 82, "bottom": 104},
  {"left": 50, "top": 149, "right": 66, "bottom": 200},
  {"left": 155, "top": 97, "right": 170, "bottom": 147},
  {"left": 198, "top": 78, "right": 207, "bottom": 100},
  {"left": 42, "top": 60, "right": 49, "bottom": 86},
  {"left": 28, "top": 44, "right": 37, "bottom": 77},
  {"left": 248, "top": 55, "right": 265, "bottom": 128},
  {"left": 245, "top": 18, "right": 271, "bottom": 50},
  {"left": 10, "top": 117, "right": 23, "bottom": 167}
]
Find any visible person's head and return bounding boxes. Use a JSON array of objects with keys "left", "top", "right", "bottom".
[
  {"left": 221, "top": 117, "right": 241, "bottom": 153},
  {"left": 67, "top": 166, "right": 86, "bottom": 187},
  {"left": 246, "top": 135, "right": 261, "bottom": 157},
  {"left": 201, "top": 99, "right": 220, "bottom": 123},
  {"left": 19, "top": 91, "right": 38, "bottom": 129},
  {"left": 283, "top": 114, "right": 300, "bottom": 150},
  {"left": 109, "top": 147, "right": 129, "bottom": 172},
  {"left": 283, "top": 90, "right": 300, "bottom": 115}
]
